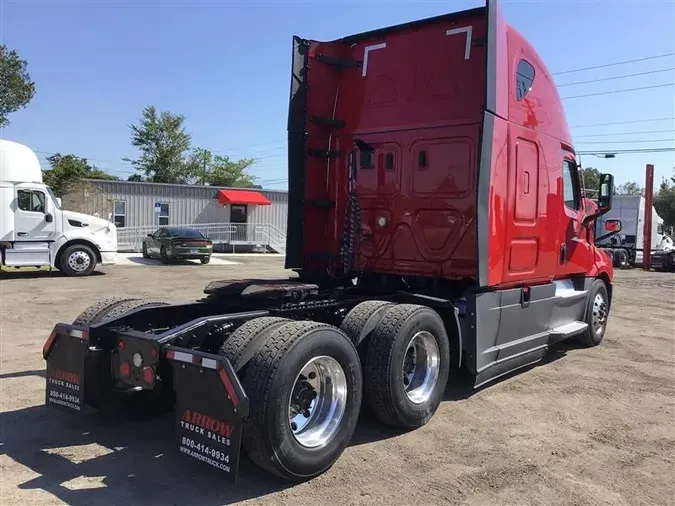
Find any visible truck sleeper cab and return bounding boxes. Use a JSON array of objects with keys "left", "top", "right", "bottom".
[
  {"left": 0, "top": 140, "right": 118, "bottom": 276},
  {"left": 43, "top": 0, "right": 616, "bottom": 483}
]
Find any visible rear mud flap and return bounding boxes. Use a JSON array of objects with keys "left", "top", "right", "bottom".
[
  {"left": 43, "top": 324, "right": 88, "bottom": 413},
  {"left": 166, "top": 346, "right": 249, "bottom": 482}
]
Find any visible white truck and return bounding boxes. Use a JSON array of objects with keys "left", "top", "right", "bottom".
[
  {"left": 0, "top": 139, "right": 118, "bottom": 275},
  {"left": 596, "top": 194, "right": 674, "bottom": 271}
]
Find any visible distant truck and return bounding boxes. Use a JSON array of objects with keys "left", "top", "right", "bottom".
[
  {"left": 595, "top": 195, "right": 674, "bottom": 271},
  {"left": 0, "top": 139, "right": 118, "bottom": 275}
]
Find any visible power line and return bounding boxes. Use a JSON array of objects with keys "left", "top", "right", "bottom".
[
  {"left": 576, "top": 148, "right": 675, "bottom": 155},
  {"left": 575, "top": 139, "right": 675, "bottom": 144},
  {"left": 570, "top": 117, "right": 675, "bottom": 128},
  {"left": 552, "top": 52, "right": 675, "bottom": 76},
  {"left": 558, "top": 67, "right": 675, "bottom": 87},
  {"left": 575, "top": 129, "right": 675, "bottom": 138},
  {"left": 562, "top": 82, "right": 674, "bottom": 99}
]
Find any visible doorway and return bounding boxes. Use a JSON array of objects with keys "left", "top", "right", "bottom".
[{"left": 230, "top": 204, "right": 248, "bottom": 224}]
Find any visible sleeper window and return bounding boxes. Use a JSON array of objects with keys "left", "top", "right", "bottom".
[{"left": 516, "top": 60, "right": 535, "bottom": 101}]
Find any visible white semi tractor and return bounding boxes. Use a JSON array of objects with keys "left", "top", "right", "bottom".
[
  {"left": 595, "top": 194, "right": 674, "bottom": 271},
  {"left": 0, "top": 139, "right": 118, "bottom": 275}
]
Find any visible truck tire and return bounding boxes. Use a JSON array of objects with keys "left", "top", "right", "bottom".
[
  {"left": 241, "top": 320, "right": 362, "bottom": 481},
  {"left": 60, "top": 243, "right": 98, "bottom": 276},
  {"left": 339, "top": 300, "right": 395, "bottom": 347},
  {"left": 72, "top": 297, "right": 142, "bottom": 327},
  {"left": 363, "top": 304, "right": 450, "bottom": 430},
  {"left": 218, "top": 316, "right": 290, "bottom": 371},
  {"left": 617, "top": 249, "right": 629, "bottom": 269},
  {"left": 577, "top": 279, "right": 610, "bottom": 347},
  {"left": 97, "top": 298, "right": 169, "bottom": 322}
]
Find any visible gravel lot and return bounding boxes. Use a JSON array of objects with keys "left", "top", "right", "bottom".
[{"left": 1, "top": 259, "right": 673, "bottom": 506}]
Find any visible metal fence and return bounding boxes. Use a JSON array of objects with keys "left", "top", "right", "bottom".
[{"left": 117, "top": 222, "right": 287, "bottom": 254}]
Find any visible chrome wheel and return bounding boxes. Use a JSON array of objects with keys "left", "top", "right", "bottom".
[
  {"left": 289, "top": 356, "right": 347, "bottom": 448},
  {"left": 68, "top": 250, "right": 91, "bottom": 272},
  {"left": 591, "top": 293, "right": 608, "bottom": 336},
  {"left": 402, "top": 331, "right": 440, "bottom": 404}
]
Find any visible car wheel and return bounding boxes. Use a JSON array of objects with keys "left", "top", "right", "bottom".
[
  {"left": 200, "top": 256, "right": 211, "bottom": 264},
  {"left": 142, "top": 243, "right": 149, "bottom": 259},
  {"left": 60, "top": 244, "right": 97, "bottom": 276}
]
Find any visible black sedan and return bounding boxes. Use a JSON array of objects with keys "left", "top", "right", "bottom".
[{"left": 142, "top": 227, "right": 213, "bottom": 264}]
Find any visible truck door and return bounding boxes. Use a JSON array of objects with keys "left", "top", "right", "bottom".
[
  {"left": 15, "top": 188, "right": 56, "bottom": 240},
  {"left": 7, "top": 188, "right": 57, "bottom": 266},
  {"left": 556, "top": 158, "right": 593, "bottom": 277}
]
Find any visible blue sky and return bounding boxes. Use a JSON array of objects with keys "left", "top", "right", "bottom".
[{"left": 1, "top": 0, "right": 674, "bottom": 189}]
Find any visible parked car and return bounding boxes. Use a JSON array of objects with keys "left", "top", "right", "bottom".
[{"left": 142, "top": 227, "right": 213, "bottom": 264}]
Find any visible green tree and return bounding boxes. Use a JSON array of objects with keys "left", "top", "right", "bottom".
[
  {"left": 615, "top": 182, "right": 644, "bottom": 196},
  {"left": 127, "top": 174, "right": 143, "bottom": 182},
  {"left": 654, "top": 176, "right": 675, "bottom": 230},
  {"left": 190, "top": 147, "right": 258, "bottom": 187},
  {"left": 123, "top": 105, "right": 193, "bottom": 184},
  {"left": 42, "top": 153, "right": 118, "bottom": 196},
  {"left": 0, "top": 44, "right": 36, "bottom": 127},
  {"left": 580, "top": 166, "right": 601, "bottom": 194}
]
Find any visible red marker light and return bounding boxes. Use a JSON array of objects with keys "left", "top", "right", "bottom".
[
  {"left": 143, "top": 366, "right": 156, "bottom": 386},
  {"left": 151, "top": 347, "right": 158, "bottom": 359},
  {"left": 117, "top": 340, "right": 125, "bottom": 351},
  {"left": 120, "top": 361, "right": 131, "bottom": 378}
]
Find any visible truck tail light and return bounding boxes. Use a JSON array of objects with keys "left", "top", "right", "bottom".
[
  {"left": 120, "top": 361, "right": 131, "bottom": 378},
  {"left": 43, "top": 329, "right": 57, "bottom": 359},
  {"left": 143, "top": 366, "right": 156, "bottom": 386},
  {"left": 117, "top": 340, "right": 125, "bottom": 351}
]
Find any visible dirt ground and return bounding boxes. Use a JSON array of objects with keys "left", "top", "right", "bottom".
[{"left": 1, "top": 258, "right": 673, "bottom": 506}]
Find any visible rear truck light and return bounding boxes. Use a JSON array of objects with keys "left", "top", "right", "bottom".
[
  {"left": 43, "top": 324, "right": 89, "bottom": 413},
  {"left": 117, "top": 340, "right": 125, "bottom": 351},
  {"left": 142, "top": 366, "right": 156, "bottom": 386},
  {"left": 120, "top": 361, "right": 131, "bottom": 378},
  {"left": 165, "top": 346, "right": 249, "bottom": 482}
]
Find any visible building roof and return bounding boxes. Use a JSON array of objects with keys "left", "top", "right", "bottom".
[{"left": 83, "top": 178, "right": 288, "bottom": 194}]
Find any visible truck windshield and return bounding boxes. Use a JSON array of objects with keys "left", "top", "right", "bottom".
[{"left": 45, "top": 186, "right": 62, "bottom": 210}]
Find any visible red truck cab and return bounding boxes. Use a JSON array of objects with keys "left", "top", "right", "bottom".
[{"left": 286, "top": 0, "right": 616, "bottom": 385}]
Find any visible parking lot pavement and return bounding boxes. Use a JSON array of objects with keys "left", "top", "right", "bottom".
[
  {"left": 115, "top": 253, "right": 242, "bottom": 266},
  {"left": 1, "top": 265, "right": 674, "bottom": 506}
]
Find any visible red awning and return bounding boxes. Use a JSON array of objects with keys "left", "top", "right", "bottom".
[{"left": 217, "top": 189, "right": 271, "bottom": 206}]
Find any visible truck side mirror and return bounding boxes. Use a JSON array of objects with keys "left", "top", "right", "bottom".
[
  {"left": 604, "top": 219, "right": 621, "bottom": 233},
  {"left": 597, "top": 173, "right": 614, "bottom": 213},
  {"left": 596, "top": 219, "right": 622, "bottom": 244}
]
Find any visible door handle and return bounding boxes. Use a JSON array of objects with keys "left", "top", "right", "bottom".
[
  {"left": 17, "top": 232, "right": 27, "bottom": 236},
  {"left": 560, "top": 243, "right": 567, "bottom": 264}
]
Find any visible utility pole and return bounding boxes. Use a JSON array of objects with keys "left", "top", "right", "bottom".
[{"left": 643, "top": 164, "right": 654, "bottom": 271}]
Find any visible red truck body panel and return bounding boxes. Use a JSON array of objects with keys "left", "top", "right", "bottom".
[{"left": 286, "top": 0, "right": 613, "bottom": 288}]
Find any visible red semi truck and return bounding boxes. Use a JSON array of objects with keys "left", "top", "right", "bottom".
[{"left": 43, "top": 0, "right": 618, "bottom": 482}]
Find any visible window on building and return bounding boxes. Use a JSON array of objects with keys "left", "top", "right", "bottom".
[
  {"left": 516, "top": 59, "right": 535, "bottom": 101},
  {"left": 159, "top": 203, "right": 169, "bottom": 226},
  {"left": 562, "top": 160, "right": 580, "bottom": 211},
  {"left": 113, "top": 200, "right": 126, "bottom": 228},
  {"left": 17, "top": 190, "right": 46, "bottom": 213}
]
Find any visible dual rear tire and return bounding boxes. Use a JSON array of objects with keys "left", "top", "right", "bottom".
[{"left": 222, "top": 302, "right": 451, "bottom": 481}]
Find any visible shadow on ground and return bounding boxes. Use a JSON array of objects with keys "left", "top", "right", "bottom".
[
  {"left": 0, "top": 270, "right": 106, "bottom": 280},
  {"left": 0, "top": 341, "right": 576, "bottom": 505}
]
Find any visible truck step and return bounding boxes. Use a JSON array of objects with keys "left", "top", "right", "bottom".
[
  {"left": 314, "top": 54, "right": 361, "bottom": 69},
  {"left": 309, "top": 115, "right": 346, "bottom": 128},
  {"left": 307, "top": 149, "right": 342, "bottom": 159},
  {"left": 549, "top": 321, "right": 588, "bottom": 338}
]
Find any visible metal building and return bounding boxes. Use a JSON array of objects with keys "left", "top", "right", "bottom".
[{"left": 63, "top": 179, "right": 288, "bottom": 253}]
